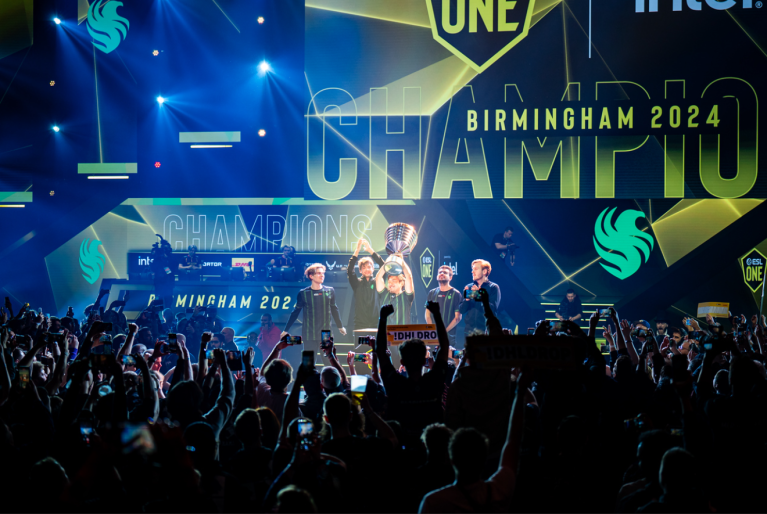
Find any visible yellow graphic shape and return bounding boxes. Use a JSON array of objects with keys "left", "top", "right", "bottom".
[
  {"left": 651, "top": 199, "right": 764, "bottom": 267},
  {"left": 425, "top": 0, "right": 537, "bottom": 73},
  {"left": 307, "top": 0, "right": 431, "bottom": 28}
]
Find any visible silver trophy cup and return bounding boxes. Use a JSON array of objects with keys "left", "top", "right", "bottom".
[{"left": 383, "top": 223, "right": 418, "bottom": 275}]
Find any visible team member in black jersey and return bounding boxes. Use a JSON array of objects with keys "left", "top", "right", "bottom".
[
  {"left": 347, "top": 237, "right": 385, "bottom": 330},
  {"left": 459, "top": 259, "right": 501, "bottom": 335},
  {"left": 425, "top": 265, "right": 463, "bottom": 345},
  {"left": 281, "top": 263, "right": 347, "bottom": 360},
  {"left": 375, "top": 253, "right": 415, "bottom": 325}
]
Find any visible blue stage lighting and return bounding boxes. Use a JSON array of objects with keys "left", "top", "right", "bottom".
[
  {"left": 54, "top": 18, "right": 61, "bottom": 25},
  {"left": 53, "top": 126, "right": 60, "bottom": 132},
  {"left": 258, "top": 61, "right": 271, "bottom": 74},
  {"left": 156, "top": 96, "right": 166, "bottom": 105}
]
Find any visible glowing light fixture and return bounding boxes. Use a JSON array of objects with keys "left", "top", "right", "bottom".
[
  {"left": 54, "top": 18, "right": 61, "bottom": 25},
  {"left": 258, "top": 129, "right": 266, "bottom": 137},
  {"left": 52, "top": 126, "right": 60, "bottom": 132},
  {"left": 257, "top": 17, "right": 265, "bottom": 24},
  {"left": 154, "top": 162, "right": 161, "bottom": 168},
  {"left": 50, "top": 81, "right": 55, "bottom": 86},
  {"left": 156, "top": 96, "right": 165, "bottom": 105},
  {"left": 258, "top": 61, "right": 271, "bottom": 74},
  {"left": 152, "top": 50, "right": 159, "bottom": 56}
]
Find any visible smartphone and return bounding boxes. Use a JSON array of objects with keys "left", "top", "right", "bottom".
[
  {"left": 351, "top": 375, "right": 367, "bottom": 405},
  {"left": 353, "top": 353, "right": 369, "bottom": 363},
  {"left": 685, "top": 319, "right": 692, "bottom": 326},
  {"left": 121, "top": 355, "right": 136, "bottom": 366},
  {"left": 599, "top": 308, "right": 611, "bottom": 316},
  {"left": 358, "top": 336, "right": 375, "bottom": 346},
  {"left": 550, "top": 320, "right": 562, "bottom": 332},
  {"left": 80, "top": 419, "right": 93, "bottom": 445},
  {"left": 452, "top": 350, "right": 464, "bottom": 359},
  {"left": 646, "top": 342, "right": 655, "bottom": 352},
  {"left": 321, "top": 330, "right": 331, "bottom": 343},
  {"left": 286, "top": 335, "right": 302, "bottom": 345},
  {"left": 100, "top": 334, "right": 113, "bottom": 344},
  {"left": 704, "top": 342, "right": 713, "bottom": 350},
  {"left": 226, "top": 350, "right": 243, "bottom": 371},
  {"left": 631, "top": 329, "right": 648, "bottom": 338},
  {"left": 297, "top": 418, "right": 313, "bottom": 451},
  {"left": 205, "top": 350, "right": 215, "bottom": 361},
  {"left": 527, "top": 328, "right": 535, "bottom": 335},
  {"left": 167, "top": 333, "right": 179, "bottom": 352},
  {"left": 18, "top": 366, "right": 30, "bottom": 389},
  {"left": 301, "top": 350, "right": 315, "bottom": 370},
  {"left": 463, "top": 289, "right": 482, "bottom": 301}
]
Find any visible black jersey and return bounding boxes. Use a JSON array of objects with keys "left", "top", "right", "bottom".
[
  {"left": 377, "top": 290, "right": 414, "bottom": 325},
  {"left": 284, "top": 286, "right": 343, "bottom": 341}
]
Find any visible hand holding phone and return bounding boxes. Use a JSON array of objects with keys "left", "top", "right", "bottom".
[
  {"left": 286, "top": 335, "right": 302, "bottom": 345},
  {"left": 301, "top": 350, "right": 315, "bottom": 371},
  {"left": 167, "top": 333, "right": 179, "bottom": 353}
]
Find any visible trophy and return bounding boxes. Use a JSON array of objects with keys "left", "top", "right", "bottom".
[{"left": 382, "top": 223, "right": 418, "bottom": 275}]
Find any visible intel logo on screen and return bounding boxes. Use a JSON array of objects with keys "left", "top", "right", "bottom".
[{"left": 636, "top": 0, "right": 759, "bottom": 12}]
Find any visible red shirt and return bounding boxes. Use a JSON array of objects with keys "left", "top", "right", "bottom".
[{"left": 257, "top": 324, "right": 282, "bottom": 357}]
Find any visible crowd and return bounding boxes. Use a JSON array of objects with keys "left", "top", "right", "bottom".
[{"left": 1, "top": 290, "right": 766, "bottom": 513}]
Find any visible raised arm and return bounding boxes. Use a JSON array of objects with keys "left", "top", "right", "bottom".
[
  {"left": 135, "top": 353, "right": 159, "bottom": 421},
  {"left": 278, "top": 362, "right": 312, "bottom": 441},
  {"left": 500, "top": 368, "right": 532, "bottom": 472},
  {"left": 46, "top": 331, "right": 70, "bottom": 396},
  {"left": 375, "top": 305, "right": 396, "bottom": 377},
  {"left": 202, "top": 348, "right": 235, "bottom": 436},
  {"left": 116, "top": 323, "right": 138, "bottom": 360},
  {"left": 324, "top": 342, "right": 348, "bottom": 388},
  {"left": 375, "top": 265, "right": 386, "bottom": 293},
  {"left": 264, "top": 337, "right": 289, "bottom": 371},
  {"left": 196, "top": 332, "right": 211, "bottom": 386},
  {"left": 425, "top": 301, "right": 449, "bottom": 363}
]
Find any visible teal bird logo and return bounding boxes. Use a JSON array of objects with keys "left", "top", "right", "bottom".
[
  {"left": 80, "top": 238, "right": 106, "bottom": 284},
  {"left": 593, "top": 208, "right": 654, "bottom": 280},
  {"left": 87, "top": 0, "right": 130, "bottom": 54}
]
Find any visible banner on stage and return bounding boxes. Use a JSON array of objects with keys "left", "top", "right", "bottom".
[
  {"left": 468, "top": 335, "right": 578, "bottom": 370},
  {"left": 387, "top": 324, "right": 438, "bottom": 346}
]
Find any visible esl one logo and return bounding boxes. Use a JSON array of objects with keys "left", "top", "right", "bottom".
[
  {"left": 421, "top": 248, "right": 435, "bottom": 288},
  {"left": 425, "top": 0, "right": 536, "bottom": 73},
  {"left": 741, "top": 249, "right": 766, "bottom": 293},
  {"left": 636, "top": 0, "right": 759, "bottom": 12}
]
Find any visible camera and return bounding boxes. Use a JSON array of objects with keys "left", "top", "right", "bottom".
[{"left": 631, "top": 329, "right": 648, "bottom": 338}]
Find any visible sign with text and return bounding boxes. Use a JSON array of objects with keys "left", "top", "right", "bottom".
[
  {"left": 740, "top": 248, "right": 766, "bottom": 293},
  {"left": 696, "top": 302, "right": 730, "bottom": 318},
  {"left": 387, "top": 324, "right": 438, "bottom": 346},
  {"left": 468, "top": 335, "right": 578, "bottom": 369}
]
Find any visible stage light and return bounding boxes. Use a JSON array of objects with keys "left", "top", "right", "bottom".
[
  {"left": 156, "top": 96, "right": 165, "bottom": 105},
  {"left": 155, "top": 162, "right": 161, "bottom": 168},
  {"left": 257, "top": 17, "right": 265, "bottom": 24},
  {"left": 50, "top": 81, "right": 55, "bottom": 86},
  {"left": 152, "top": 50, "right": 159, "bottom": 56},
  {"left": 258, "top": 61, "right": 271, "bottom": 74},
  {"left": 258, "top": 129, "right": 266, "bottom": 137},
  {"left": 54, "top": 18, "right": 61, "bottom": 25},
  {"left": 50, "top": 191, "right": 55, "bottom": 196},
  {"left": 52, "top": 126, "right": 60, "bottom": 132}
]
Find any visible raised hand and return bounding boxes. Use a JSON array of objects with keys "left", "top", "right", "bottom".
[
  {"left": 425, "top": 301, "right": 441, "bottom": 317},
  {"left": 380, "top": 304, "right": 394, "bottom": 318},
  {"left": 245, "top": 347, "right": 255, "bottom": 366},
  {"left": 347, "top": 351, "right": 355, "bottom": 366},
  {"left": 128, "top": 323, "right": 138, "bottom": 335}
]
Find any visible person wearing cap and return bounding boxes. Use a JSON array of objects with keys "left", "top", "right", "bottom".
[{"left": 654, "top": 311, "right": 669, "bottom": 346}]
